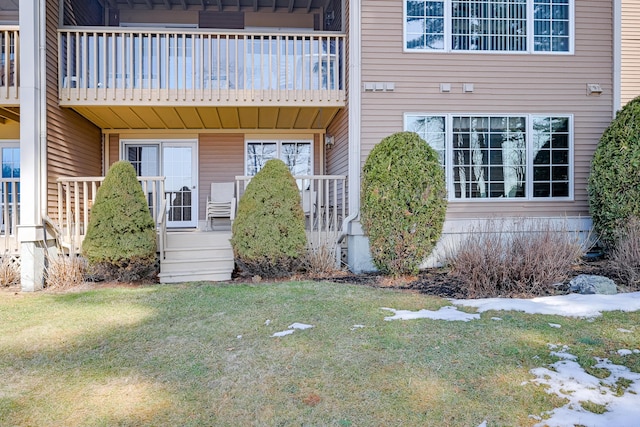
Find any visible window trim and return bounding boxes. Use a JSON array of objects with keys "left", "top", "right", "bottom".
[
  {"left": 404, "top": 113, "right": 574, "bottom": 201},
  {"left": 244, "top": 138, "right": 314, "bottom": 177},
  {"left": 403, "top": 0, "right": 575, "bottom": 55}
]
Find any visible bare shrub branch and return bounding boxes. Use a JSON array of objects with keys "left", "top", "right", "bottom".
[
  {"left": 609, "top": 217, "right": 640, "bottom": 290},
  {"left": 445, "top": 218, "right": 586, "bottom": 298},
  {"left": 46, "top": 254, "right": 87, "bottom": 290},
  {"left": 0, "top": 254, "right": 20, "bottom": 287}
]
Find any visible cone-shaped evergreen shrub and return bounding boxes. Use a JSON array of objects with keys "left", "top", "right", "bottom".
[
  {"left": 361, "top": 131, "right": 447, "bottom": 276},
  {"left": 231, "top": 159, "right": 307, "bottom": 277},
  {"left": 82, "top": 161, "right": 157, "bottom": 281},
  {"left": 588, "top": 96, "right": 640, "bottom": 248}
]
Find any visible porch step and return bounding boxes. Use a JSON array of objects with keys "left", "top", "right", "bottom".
[{"left": 158, "top": 231, "right": 234, "bottom": 284}]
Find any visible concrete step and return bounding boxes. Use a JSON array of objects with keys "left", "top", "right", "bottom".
[{"left": 158, "top": 269, "right": 232, "bottom": 283}]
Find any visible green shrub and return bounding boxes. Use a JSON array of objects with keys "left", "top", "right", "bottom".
[
  {"left": 361, "top": 131, "right": 447, "bottom": 276},
  {"left": 231, "top": 159, "right": 307, "bottom": 278},
  {"left": 82, "top": 161, "right": 157, "bottom": 281},
  {"left": 588, "top": 96, "right": 640, "bottom": 248}
]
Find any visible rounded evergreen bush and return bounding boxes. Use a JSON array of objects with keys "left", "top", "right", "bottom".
[
  {"left": 588, "top": 96, "right": 640, "bottom": 248},
  {"left": 361, "top": 131, "right": 447, "bottom": 276},
  {"left": 231, "top": 159, "right": 307, "bottom": 278},
  {"left": 82, "top": 161, "right": 157, "bottom": 281}
]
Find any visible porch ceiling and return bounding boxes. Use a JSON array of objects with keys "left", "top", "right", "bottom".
[
  {"left": 70, "top": 105, "right": 339, "bottom": 130},
  {"left": 101, "top": 0, "right": 330, "bottom": 13},
  {"left": 0, "top": 107, "right": 18, "bottom": 123}
]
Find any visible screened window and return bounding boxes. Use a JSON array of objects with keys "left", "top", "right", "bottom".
[
  {"left": 404, "top": 114, "right": 572, "bottom": 200},
  {"left": 246, "top": 140, "right": 312, "bottom": 177},
  {"left": 405, "top": 0, "right": 572, "bottom": 53}
]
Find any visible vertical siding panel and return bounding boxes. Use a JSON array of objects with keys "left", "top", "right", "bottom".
[
  {"left": 359, "top": 0, "right": 614, "bottom": 220},
  {"left": 46, "top": 0, "right": 102, "bottom": 219}
]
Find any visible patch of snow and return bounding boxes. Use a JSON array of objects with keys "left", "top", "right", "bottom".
[
  {"left": 617, "top": 328, "right": 632, "bottom": 333},
  {"left": 272, "top": 330, "right": 295, "bottom": 337},
  {"left": 491, "top": 317, "right": 502, "bottom": 321},
  {"left": 453, "top": 291, "right": 640, "bottom": 318},
  {"left": 288, "top": 323, "right": 314, "bottom": 330},
  {"left": 381, "top": 306, "right": 480, "bottom": 322},
  {"left": 265, "top": 319, "right": 271, "bottom": 326},
  {"left": 530, "top": 347, "right": 640, "bottom": 427},
  {"left": 350, "top": 324, "right": 365, "bottom": 331},
  {"left": 549, "top": 323, "right": 562, "bottom": 328},
  {"left": 236, "top": 335, "right": 242, "bottom": 339},
  {"left": 477, "top": 421, "right": 487, "bottom": 427},
  {"left": 617, "top": 349, "right": 632, "bottom": 356},
  {"left": 271, "top": 322, "right": 314, "bottom": 337}
]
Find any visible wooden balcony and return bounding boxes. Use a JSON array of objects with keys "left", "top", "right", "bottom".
[
  {"left": 0, "top": 26, "right": 18, "bottom": 107},
  {"left": 58, "top": 28, "right": 345, "bottom": 109}
]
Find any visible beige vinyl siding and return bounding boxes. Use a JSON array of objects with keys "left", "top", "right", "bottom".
[
  {"left": 46, "top": 0, "right": 102, "bottom": 219},
  {"left": 360, "top": 0, "right": 613, "bottom": 220},
  {"left": 108, "top": 134, "right": 120, "bottom": 166},
  {"left": 119, "top": 9, "right": 315, "bottom": 29},
  {"left": 622, "top": 0, "right": 640, "bottom": 107},
  {"left": 198, "top": 133, "right": 244, "bottom": 220}
]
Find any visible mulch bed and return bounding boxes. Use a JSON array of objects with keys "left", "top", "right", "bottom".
[{"left": 313, "top": 257, "right": 619, "bottom": 299}]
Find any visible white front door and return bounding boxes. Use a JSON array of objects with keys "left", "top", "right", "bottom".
[{"left": 123, "top": 140, "right": 198, "bottom": 228}]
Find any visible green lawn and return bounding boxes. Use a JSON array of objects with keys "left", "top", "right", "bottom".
[{"left": 1, "top": 281, "right": 639, "bottom": 426}]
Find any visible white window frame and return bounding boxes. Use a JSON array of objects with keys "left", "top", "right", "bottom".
[
  {"left": 404, "top": 113, "right": 574, "bottom": 201},
  {"left": 244, "top": 138, "right": 314, "bottom": 177},
  {"left": 403, "top": 0, "right": 575, "bottom": 54}
]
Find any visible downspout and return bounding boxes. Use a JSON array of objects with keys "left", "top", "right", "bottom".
[
  {"left": 338, "top": 0, "right": 362, "bottom": 243},
  {"left": 39, "top": 0, "right": 47, "bottom": 222},
  {"left": 613, "top": 0, "right": 621, "bottom": 115}
]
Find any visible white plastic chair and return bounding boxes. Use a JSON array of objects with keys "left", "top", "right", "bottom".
[{"left": 206, "top": 182, "right": 236, "bottom": 230}]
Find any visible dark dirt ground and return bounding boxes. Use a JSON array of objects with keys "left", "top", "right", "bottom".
[{"left": 311, "top": 257, "right": 619, "bottom": 299}]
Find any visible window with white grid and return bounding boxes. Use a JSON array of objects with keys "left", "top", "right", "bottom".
[
  {"left": 404, "top": 0, "right": 573, "bottom": 53},
  {"left": 404, "top": 114, "right": 572, "bottom": 200}
]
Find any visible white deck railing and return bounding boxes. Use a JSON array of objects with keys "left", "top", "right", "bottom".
[
  {"left": 58, "top": 27, "right": 345, "bottom": 106},
  {"left": 56, "top": 176, "right": 165, "bottom": 254},
  {"left": 234, "top": 174, "right": 346, "bottom": 240},
  {"left": 0, "top": 178, "right": 19, "bottom": 252},
  {"left": 0, "top": 26, "right": 19, "bottom": 104}
]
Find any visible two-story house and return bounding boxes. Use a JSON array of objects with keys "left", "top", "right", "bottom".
[{"left": 2, "top": 0, "right": 638, "bottom": 291}]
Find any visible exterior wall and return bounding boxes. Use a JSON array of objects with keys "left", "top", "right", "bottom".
[
  {"left": 621, "top": 0, "right": 640, "bottom": 107},
  {"left": 198, "top": 133, "right": 244, "bottom": 220},
  {"left": 359, "top": 0, "right": 614, "bottom": 221},
  {"left": 47, "top": 0, "right": 102, "bottom": 219},
  {"left": 107, "top": 131, "right": 324, "bottom": 223},
  {"left": 63, "top": 0, "right": 103, "bottom": 26},
  {"left": 118, "top": 9, "right": 316, "bottom": 29}
]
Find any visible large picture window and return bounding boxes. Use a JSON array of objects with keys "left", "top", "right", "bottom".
[
  {"left": 245, "top": 140, "right": 312, "bottom": 177},
  {"left": 405, "top": 114, "right": 572, "bottom": 200},
  {"left": 405, "top": 0, "right": 572, "bottom": 53}
]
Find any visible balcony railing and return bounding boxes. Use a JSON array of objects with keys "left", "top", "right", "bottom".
[
  {"left": 58, "top": 28, "right": 345, "bottom": 106},
  {"left": 56, "top": 176, "right": 165, "bottom": 254},
  {"left": 0, "top": 178, "right": 19, "bottom": 252},
  {"left": 0, "top": 27, "right": 18, "bottom": 104},
  {"left": 234, "top": 174, "right": 346, "bottom": 244}
]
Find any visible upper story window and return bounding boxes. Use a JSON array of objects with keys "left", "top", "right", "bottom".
[
  {"left": 405, "top": 0, "right": 572, "bottom": 53},
  {"left": 405, "top": 114, "right": 572, "bottom": 200}
]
